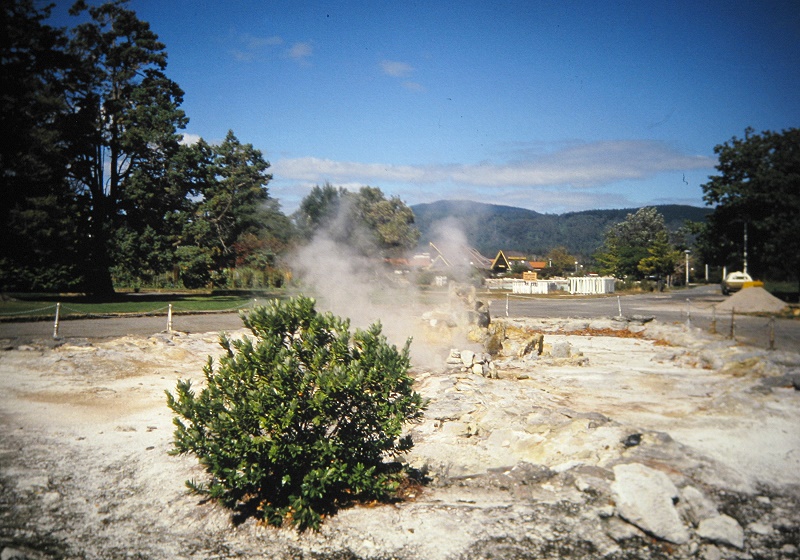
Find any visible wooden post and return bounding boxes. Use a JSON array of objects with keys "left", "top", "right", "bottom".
[
  {"left": 769, "top": 317, "right": 775, "bottom": 351},
  {"left": 685, "top": 298, "right": 691, "bottom": 328},
  {"left": 617, "top": 295, "right": 622, "bottom": 317},
  {"left": 167, "top": 303, "right": 173, "bottom": 333},
  {"left": 53, "top": 302, "right": 61, "bottom": 339},
  {"left": 505, "top": 293, "right": 509, "bottom": 317}
]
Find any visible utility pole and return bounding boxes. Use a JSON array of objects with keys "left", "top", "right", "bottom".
[
  {"left": 684, "top": 250, "right": 691, "bottom": 286},
  {"left": 743, "top": 222, "right": 748, "bottom": 274}
]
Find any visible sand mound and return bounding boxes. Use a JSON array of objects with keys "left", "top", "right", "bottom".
[{"left": 715, "top": 286, "right": 787, "bottom": 313}]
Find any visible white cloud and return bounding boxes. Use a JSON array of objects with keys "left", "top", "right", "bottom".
[
  {"left": 231, "top": 49, "right": 255, "bottom": 62},
  {"left": 380, "top": 60, "right": 414, "bottom": 78},
  {"left": 179, "top": 133, "right": 202, "bottom": 146},
  {"left": 379, "top": 60, "right": 424, "bottom": 91},
  {"left": 272, "top": 140, "right": 715, "bottom": 190},
  {"left": 246, "top": 34, "right": 283, "bottom": 49},
  {"left": 408, "top": 185, "right": 635, "bottom": 214},
  {"left": 273, "top": 177, "right": 637, "bottom": 216},
  {"left": 270, "top": 140, "right": 715, "bottom": 214},
  {"left": 231, "top": 34, "right": 284, "bottom": 62},
  {"left": 287, "top": 42, "right": 313, "bottom": 64}
]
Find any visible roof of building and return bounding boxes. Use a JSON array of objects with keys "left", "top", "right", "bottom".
[
  {"left": 429, "top": 241, "right": 492, "bottom": 270},
  {"left": 491, "top": 250, "right": 511, "bottom": 271}
]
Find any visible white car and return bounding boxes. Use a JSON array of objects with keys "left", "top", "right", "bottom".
[{"left": 721, "top": 271, "right": 753, "bottom": 295}]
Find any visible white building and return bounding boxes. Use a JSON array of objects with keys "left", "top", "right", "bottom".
[{"left": 568, "top": 276, "right": 615, "bottom": 294}]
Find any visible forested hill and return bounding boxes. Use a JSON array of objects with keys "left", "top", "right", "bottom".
[{"left": 410, "top": 200, "right": 711, "bottom": 258}]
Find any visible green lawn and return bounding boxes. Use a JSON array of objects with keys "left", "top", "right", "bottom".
[
  {"left": 763, "top": 281, "right": 800, "bottom": 304},
  {"left": 0, "top": 290, "right": 288, "bottom": 321}
]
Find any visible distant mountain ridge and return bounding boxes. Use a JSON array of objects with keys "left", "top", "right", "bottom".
[{"left": 410, "top": 200, "right": 711, "bottom": 258}]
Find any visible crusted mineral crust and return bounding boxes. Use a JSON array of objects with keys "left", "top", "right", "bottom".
[{"left": 1, "top": 317, "right": 799, "bottom": 559}]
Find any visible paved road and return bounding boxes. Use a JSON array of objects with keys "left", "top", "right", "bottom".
[
  {"left": 1, "top": 286, "right": 798, "bottom": 351},
  {"left": 0, "top": 311, "right": 247, "bottom": 347},
  {"left": 491, "top": 284, "right": 799, "bottom": 351}
]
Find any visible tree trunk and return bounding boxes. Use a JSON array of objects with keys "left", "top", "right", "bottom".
[
  {"left": 84, "top": 247, "right": 115, "bottom": 297},
  {"left": 84, "top": 196, "right": 116, "bottom": 298}
]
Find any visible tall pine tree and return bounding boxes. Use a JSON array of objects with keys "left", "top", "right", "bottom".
[
  {"left": 177, "top": 131, "right": 281, "bottom": 288},
  {"left": 0, "top": 1, "right": 82, "bottom": 291},
  {"left": 63, "top": 0, "right": 188, "bottom": 295}
]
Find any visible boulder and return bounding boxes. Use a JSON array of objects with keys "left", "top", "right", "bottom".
[
  {"left": 680, "top": 485, "right": 718, "bottom": 526},
  {"left": 746, "top": 521, "right": 773, "bottom": 536},
  {"left": 611, "top": 463, "right": 689, "bottom": 544},
  {"left": 519, "top": 333, "right": 544, "bottom": 357},
  {"left": 484, "top": 333, "right": 503, "bottom": 356},
  {"left": 445, "top": 349, "right": 462, "bottom": 365},
  {"left": 551, "top": 340, "right": 572, "bottom": 358},
  {"left": 697, "top": 514, "right": 745, "bottom": 549},
  {"left": 460, "top": 349, "right": 476, "bottom": 368},
  {"left": 2, "top": 548, "right": 30, "bottom": 560}
]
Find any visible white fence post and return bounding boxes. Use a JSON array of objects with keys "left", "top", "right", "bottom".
[
  {"left": 53, "top": 302, "right": 61, "bottom": 339},
  {"left": 167, "top": 303, "right": 173, "bottom": 333}
]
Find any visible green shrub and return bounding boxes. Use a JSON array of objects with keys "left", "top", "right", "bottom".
[
  {"left": 414, "top": 269, "right": 436, "bottom": 286},
  {"left": 166, "top": 296, "right": 426, "bottom": 530}
]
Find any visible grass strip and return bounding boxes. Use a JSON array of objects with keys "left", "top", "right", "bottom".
[{"left": 0, "top": 291, "right": 288, "bottom": 321}]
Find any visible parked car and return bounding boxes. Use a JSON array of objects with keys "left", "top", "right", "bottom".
[{"left": 721, "top": 271, "right": 753, "bottom": 295}]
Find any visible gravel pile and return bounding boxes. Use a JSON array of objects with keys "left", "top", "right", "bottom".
[{"left": 715, "top": 287, "right": 787, "bottom": 314}]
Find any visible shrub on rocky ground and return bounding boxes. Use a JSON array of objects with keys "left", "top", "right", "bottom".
[{"left": 166, "top": 296, "right": 426, "bottom": 530}]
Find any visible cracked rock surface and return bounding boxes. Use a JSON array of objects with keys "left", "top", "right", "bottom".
[{"left": 1, "top": 317, "right": 799, "bottom": 559}]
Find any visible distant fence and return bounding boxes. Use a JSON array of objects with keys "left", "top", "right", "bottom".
[
  {"left": 511, "top": 280, "right": 567, "bottom": 294},
  {"left": 487, "top": 276, "right": 615, "bottom": 295},
  {"left": 0, "top": 299, "right": 262, "bottom": 339},
  {"left": 492, "top": 293, "right": 790, "bottom": 351},
  {"left": 0, "top": 295, "right": 791, "bottom": 352}
]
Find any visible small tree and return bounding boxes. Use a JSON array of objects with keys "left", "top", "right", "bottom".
[
  {"left": 292, "top": 184, "right": 420, "bottom": 256},
  {"left": 595, "top": 207, "right": 670, "bottom": 279},
  {"left": 637, "top": 230, "right": 681, "bottom": 287},
  {"left": 166, "top": 296, "right": 425, "bottom": 530},
  {"left": 546, "top": 246, "right": 578, "bottom": 276}
]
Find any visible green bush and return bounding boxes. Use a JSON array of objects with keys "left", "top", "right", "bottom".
[
  {"left": 166, "top": 296, "right": 426, "bottom": 530},
  {"left": 414, "top": 269, "right": 436, "bottom": 286}
]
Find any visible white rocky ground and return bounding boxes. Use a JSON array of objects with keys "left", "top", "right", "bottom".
[{"left": 1, "top": 315, "right": 799, "bottom": 559}]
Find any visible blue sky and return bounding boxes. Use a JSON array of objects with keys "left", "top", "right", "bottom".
[{"left": 51, "top": 0, "right": 799, "bottom": 214}]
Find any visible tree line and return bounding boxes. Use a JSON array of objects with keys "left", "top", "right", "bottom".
[
  {"left": 0, "top": 1, "right": 420, "bottom": 296},
  {"left": 3, "top": 1, "right": 796, "bottom": 295},
  {"left": 2, "top": 0, "right": 282, "bottom": 294},
  {"left": 411, "top": 200, "right": 711, "bottom": 259}
]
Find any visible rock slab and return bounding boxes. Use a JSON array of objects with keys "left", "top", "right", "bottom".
[
  {"left": 611, "top": 463, "right": 690, "bottom": 544},
  {"left": 697, "top": 514, "right": 745, "bottom": 549}
]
